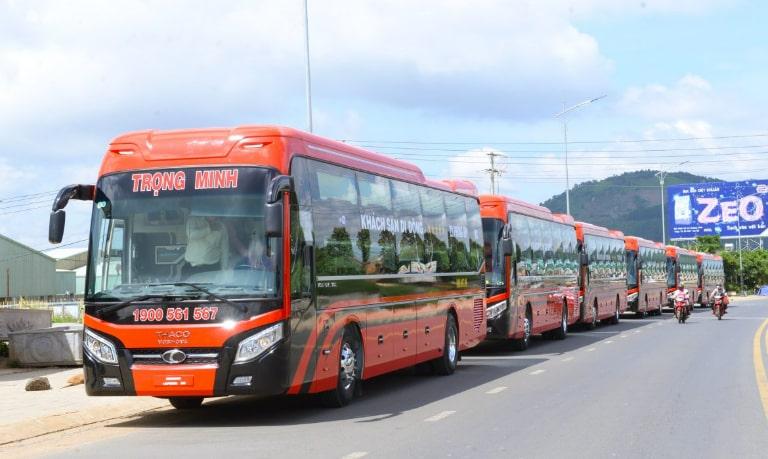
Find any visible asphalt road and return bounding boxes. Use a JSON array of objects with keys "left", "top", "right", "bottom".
[{"left": 19, "top": 298, "right": 768, "bottom": 458}]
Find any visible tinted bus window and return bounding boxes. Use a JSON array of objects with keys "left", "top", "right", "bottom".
[
  {"left": 466, "top": 199, "right": 484, "bottom": 272},
  {"left": 357, "top": 172, "right": 396, "bottom": 274},
  {"left": 445, "top": 194, "right": 470, "bottom": 272},
  {"left": 313, "top": 162, "right": 361, "bottom": 276},
  {"left": 627, "top": 249, "right": 638, "bottom": 288},
  {"left": 421, "top": 188, "right": 450, "bottom": 273},
  {"left": 391, "top": 180, "right": 424, "bottom": 272}
]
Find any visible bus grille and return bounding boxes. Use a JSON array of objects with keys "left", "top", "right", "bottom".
[
  {"left": 129, "top": 348, "right": 220, "bottom": 365},
  {"left": 473, "top": 298, "right": 484, "bottom": 333}
]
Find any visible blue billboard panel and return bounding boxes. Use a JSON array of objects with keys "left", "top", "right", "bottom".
[{"left": 668, "top": 180, "right": 768, "bottom": 240}]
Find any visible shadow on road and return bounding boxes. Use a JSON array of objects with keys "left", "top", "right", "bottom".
[{"left": 108, "top": 308, "right": 690, "bottom": 430}]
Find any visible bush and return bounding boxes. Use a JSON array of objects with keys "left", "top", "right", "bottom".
[{"left": 0, "top": 341, "right": 8, "bottom": 358}]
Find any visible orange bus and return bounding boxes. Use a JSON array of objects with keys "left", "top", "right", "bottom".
[
  {"left": 665, "top": 246, "right": 699, "bottom": 308},
  {"left": 697, "top": 252, "right": 725, "bottom": 307},
  {"left": 575, "top": 222, "right": 628, "bottom": 327},
  {"left": 478, "top": 195, "right": 579, "bottom": 349},
  {"left": 624, "top": 236, "right": 667, "bottom": 317},
  {"left": 48, "top": 126, "right": 486, "bottom": 408}
]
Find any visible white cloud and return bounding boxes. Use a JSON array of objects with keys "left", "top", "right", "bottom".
[{"left": 617, "top": 74, "right": 719, "bottom": 120}]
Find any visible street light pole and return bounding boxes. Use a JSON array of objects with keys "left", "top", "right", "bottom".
[
  {"left": 302, "top": 0, "right": 314, "bottom": 133},
  {"left": 555, "top": 95, "right": 606, "bottom": 216}
]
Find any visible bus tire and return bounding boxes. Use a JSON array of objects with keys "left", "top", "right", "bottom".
[
  {"left": 550, "top": 301, "right": 568, "bottom": 340},
  {"left": 169, "top": 397, "right": 203, "bottom": 410},
  {"left": 431, "top": 313, "right": 459, "bottom": 375},
  {"left": 512, "top": 306, "right": 532, "bottom": 350},
  {"left": 320, "top": 326, "right": 363, "bottom": 408}
]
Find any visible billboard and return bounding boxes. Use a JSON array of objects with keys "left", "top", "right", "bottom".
[{"left": 668, "top": 180, "right": 768, "bottom": 240}]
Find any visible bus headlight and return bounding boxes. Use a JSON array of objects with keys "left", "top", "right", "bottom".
[
  {"left": 235, "top": 323, "right": 283, "bottom": 364},
  {"left": 84, "top": 329, "right": 118, "bottom": 364},
  {"left": 486, "top": 300, "right": 508, "bottom": 321}
]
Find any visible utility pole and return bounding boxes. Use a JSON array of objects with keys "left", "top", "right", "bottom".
[
  {"left": 483, "top": 151, "right": 504, "bottom": 194},
  {"left": 302, "top": 0, "right": 314, "bottom": 133},
  {"left": 655, "top": 170, "right": 668, "bottom": 245}
]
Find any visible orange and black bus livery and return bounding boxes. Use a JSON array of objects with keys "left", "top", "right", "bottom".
[
  {"left": 49, "top": 126, "right": 486, "bottom": 408},
  {"left": 624, "top": 236, "right": 667, "bottom": 317},
  {"left": 575, "top": 222, "right": 627, "bottom": 327},
  {"left": 697, "top": 252, "right": 725, "bottom": 306},
  {"left": 479, "top": 196, "right": 579, "bottom": 350},
  {"left": 665, "top": 246, "right": 699, "bottom": 308}
]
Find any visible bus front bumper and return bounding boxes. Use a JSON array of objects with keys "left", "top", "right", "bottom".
[{"left": 83, "top": 324, "right": 290, "bottom": 398}]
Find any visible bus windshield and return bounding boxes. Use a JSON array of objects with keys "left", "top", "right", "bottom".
[
  {"left": 666, "top": 257, "right": 676, "bottom": 288},
  {"left": 86, "top": 167, "right": 280, "bottom": 302},
  {"left": 626, "top": 250, "right": 638, "bottom": 289},
  {"left": 483, "top": 218, "right": 506, "bottom": 292}
]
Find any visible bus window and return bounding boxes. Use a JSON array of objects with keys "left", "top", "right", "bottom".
[
  {"left": 421, "top": 187, "right": 449, "bottom": 273},
  {"left": 314, "top": 163, "right": 361, "bottom": 276},
  {"left": 445, "top": 194, "right": 470, "bottom": 272},
  {"left": 358, "top": 172, "right": 396, "bottom": 274},
  {"left": 391, "top": 180, "right": 424, "bottom": 272}
]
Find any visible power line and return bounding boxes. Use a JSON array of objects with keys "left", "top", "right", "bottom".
[
  {"left": 0, "top": 204, "right": 51, "bottom": 216},
  {"left": 357, "top": 143, "right": 768, "bottom": 155},
  {"left": 0, "top": 190, "right": 58, "bottom": 203},
  {"left": 340, "top": 132, "right": 768, "bottom": 146},
  {"left": 0, "top": 238, "right": 89, "bottom": 264}
]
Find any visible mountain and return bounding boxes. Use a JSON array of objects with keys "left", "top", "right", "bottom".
[{"left": 540, "top": 170, "right": 720, "bottom": 242}]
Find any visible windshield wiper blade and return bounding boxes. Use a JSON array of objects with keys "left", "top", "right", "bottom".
[
  {"left": 159, "top": 282, "right": 249, "bottom": 313},
  {"left": 98, "top": 293, "right": 198, "bottom": 316}
]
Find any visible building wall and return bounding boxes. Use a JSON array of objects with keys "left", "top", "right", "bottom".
[
  {"left": 0, "top": 234, "right": 57, "bottom": 299},
  {"left": 55, "top": 270, "right": 77, "bottom": 296}
]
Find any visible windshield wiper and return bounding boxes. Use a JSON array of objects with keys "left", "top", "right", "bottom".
[
  {"left": 157, "top": 282, "right": 249, "bottom": 313},
  {"left": 97, "top": 293, "right": 199, "bottom": 316}
]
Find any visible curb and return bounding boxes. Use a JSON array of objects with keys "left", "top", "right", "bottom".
[{"left": 0, "top": 398, "right": 168, "bottom": 446}]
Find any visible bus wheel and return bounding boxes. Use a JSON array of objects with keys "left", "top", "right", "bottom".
[
  {"left": 512, "top": 307, "right": 532, "bottom": 350},
  {"left": 169, "top": 397, "right": 204, "bottom": 410},
  {"left": 551, "top": 302, "right": 568, "bottom": 340},
  {"left": 431, "top": 313, "right": 459, "bottom": 375},
  {"left": 609, "top": 298, "right": 620, "bottom": 325},
  {"left": 587, "top": 301, "right": 598, "bottom": 330},
  {"left": 321, "top": 326, "right": 362, "bottom": 408}
]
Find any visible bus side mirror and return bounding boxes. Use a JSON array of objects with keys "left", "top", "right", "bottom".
[
  {"left": 501, "top": 238, "right": 515, "bottom": 257},
  {"left": 268, "top": 175, "right": 294, "bottom": 204},
  {"left": 49, "top": 210, "right": 66, "bottom": 244},
  {"left": 580, "top": 252, "right": 589, "bottom": 266},
  {"left": 48, "top": 184, "right": 94, "bottom": 244},
  {"left": 265, "top": 201, "right": 283, "bottom": 237}
]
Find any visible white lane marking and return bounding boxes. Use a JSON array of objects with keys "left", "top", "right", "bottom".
[
  {"left": 341, "top": 453, "right": 368, "bottom": 459},
  {"left": 486, "top": 386, "right": 507, "bottom": 394},
  {"left": 425, "top": 410, "right": 456, "bottom": 422},
  {"left": 562, "top": 356, "right": 574, "bottom": 362},
  {"left": 530, "top": 369, "right": 546, "bottom": 375},
  {"left": 604, "top": 340, "right": 614, "bottom": 344},
  {"left": 634, "top": 330, "right": 642, "bottom": 334},
  {"left": 620, "top": 334, "right": 629, "bottom": 338},
  {"left": 586, "top": 347, "right": 596, "bottom": 352}
]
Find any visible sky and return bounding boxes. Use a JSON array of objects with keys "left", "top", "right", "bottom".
[{"left": 1, "top": 0, "right": 768, "bottom": 250}]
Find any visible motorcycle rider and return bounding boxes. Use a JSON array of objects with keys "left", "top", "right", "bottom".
[
  {"left": 674, "top": 283, "right": 691, "bottom": 316},
  {"left": 711, "top": 284, "right": 728, "bottom": 314}
]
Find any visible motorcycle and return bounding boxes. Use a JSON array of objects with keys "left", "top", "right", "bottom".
[
  {"left": 712, "top": 294, "right": 725, "bottom": 320},
  {"left": 673, "top": 292, "right": 689, "bottom": 324}
]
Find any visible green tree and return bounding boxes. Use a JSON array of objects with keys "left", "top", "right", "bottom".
[
  {"left": 722, "top": 249, "right": 768, "bottom": 292},
  {"left": 692, "top": 235, "right": 721, "bottom": 254}
]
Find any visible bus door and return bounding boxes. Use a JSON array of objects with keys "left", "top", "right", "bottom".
[{"left": 507, "top": 233, "right": 522, "bottom": 339}]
